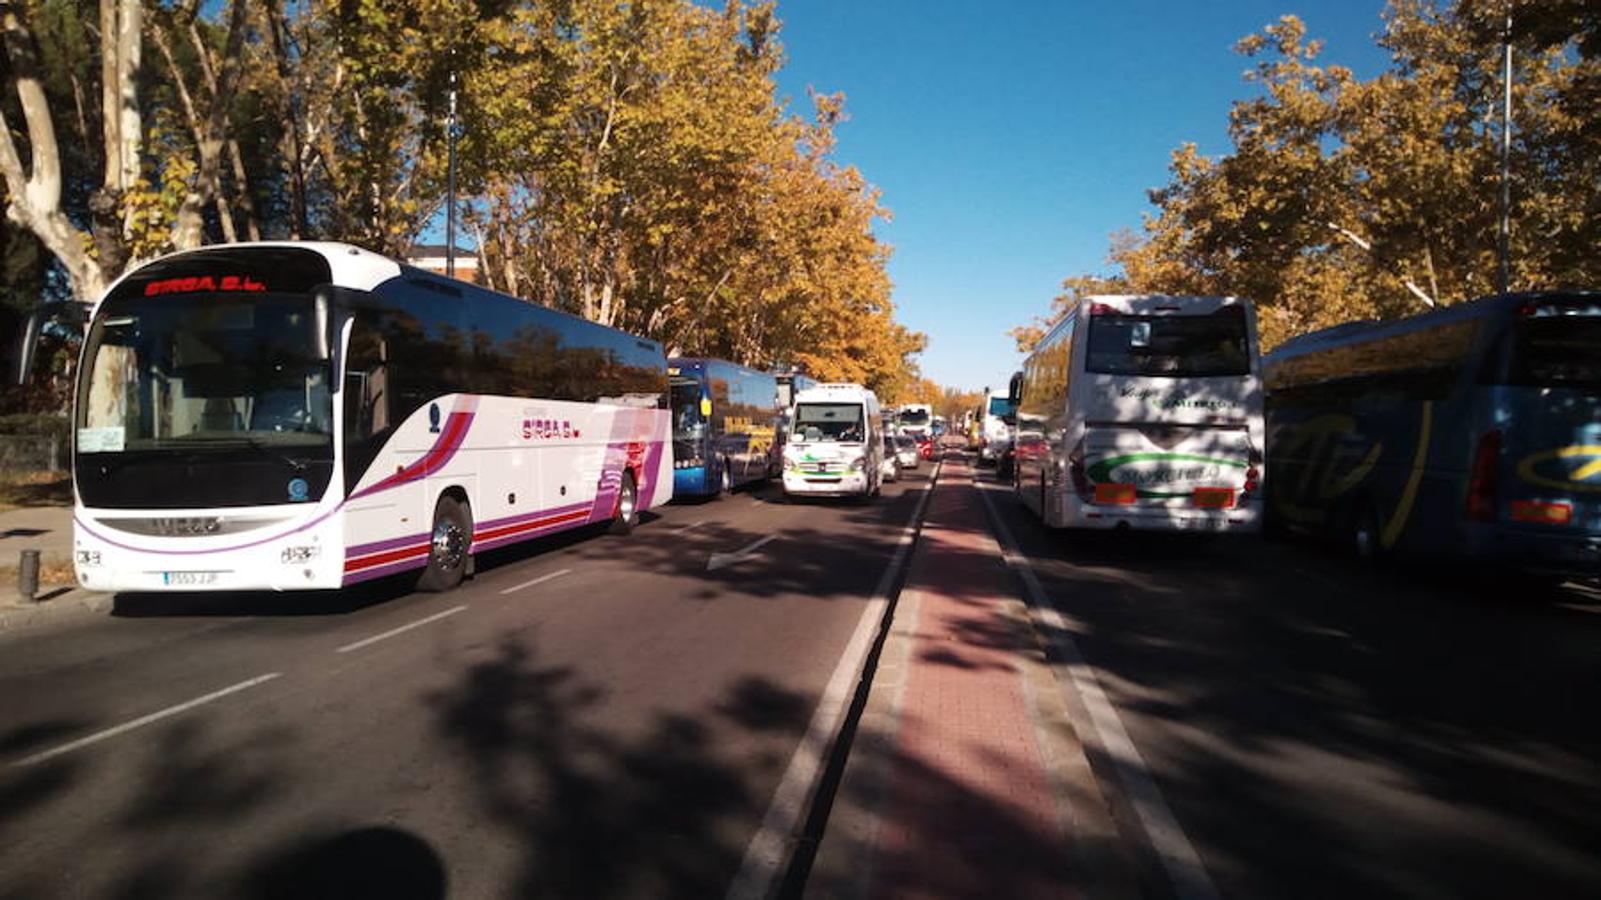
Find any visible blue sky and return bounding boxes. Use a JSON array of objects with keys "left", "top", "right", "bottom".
[{"left": 770, "top": 0, "right": 1394, "bottom": 392}]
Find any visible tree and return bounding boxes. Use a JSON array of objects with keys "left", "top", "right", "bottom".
[
  {"left": 0, "top": 0, "right": 145, "bottom": 301},
  {"left": 1025, "top": 1, "right": 1601, "bottom": 350}
]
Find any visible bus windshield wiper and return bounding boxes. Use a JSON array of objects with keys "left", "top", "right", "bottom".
[{"left": 237, "top": 435, "right": 309, "bottom": 472}]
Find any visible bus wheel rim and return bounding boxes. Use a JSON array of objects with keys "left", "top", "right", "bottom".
[
  {"left": 432, "top": 519, "right": 466, "bottom": 570},
  {"left": 619, "top": 479, "right": 637, "bottom": 522}
]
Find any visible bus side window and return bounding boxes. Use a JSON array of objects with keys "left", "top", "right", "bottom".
[{"left": 343, "top": 317, "right": 391, "bottom": 488}]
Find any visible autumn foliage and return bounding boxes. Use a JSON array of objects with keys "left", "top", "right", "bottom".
[
  {"left": 1018, "top": 1, "right": 1601, "bottom": 352},
  {"left": 0, "top": 0, "right": 924, "bottom": 397}
]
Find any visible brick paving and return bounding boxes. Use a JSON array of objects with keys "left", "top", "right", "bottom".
[{"left": 865, "top": 456, "right": 1076, "bottom": 899}]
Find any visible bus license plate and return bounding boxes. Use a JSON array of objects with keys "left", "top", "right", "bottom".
[{"left": 163, "top": 571, "right": 220, "bottom": 586}]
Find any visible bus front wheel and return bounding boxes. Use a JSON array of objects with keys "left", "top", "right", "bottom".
[
  {"left": 418, "top": 495, "right": 472, "bottom": 592},
  {"left": 610, "top": 471, "right": 639, "bottom": 536}
]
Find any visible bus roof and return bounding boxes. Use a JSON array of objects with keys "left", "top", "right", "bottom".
[
  {"left": 96, "top": 241, "right": 401, "bottom": 308},
  {"left": 1266, "top": 291, "right": 1601, "bottom": 364},
  {"left": 1080, "top": 294, "right": 1251, "bottom": 315},
  {"left": 796, "top": 383, "right": 877, "bottom": 404}
]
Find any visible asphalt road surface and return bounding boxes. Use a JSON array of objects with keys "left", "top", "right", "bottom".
[
  {"left": 0, "top": 467, "right": 935, "bottom": 900},
  {"left": 976, "top": 466, "right": 1601, "bottom": 900},
  {"left": 4, "top": 454, "right": 1599, "bottom": 900}
]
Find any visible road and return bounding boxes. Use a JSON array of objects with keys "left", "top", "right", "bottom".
[
  {"left": 4, "top": 454, "right": 1600, "bottom": 899},
  {"left": 0, "top": 466, "right": 936, "bottom": 900},
  {"left": 976, "top": 467, "right": 1601, "bottom": 899}
]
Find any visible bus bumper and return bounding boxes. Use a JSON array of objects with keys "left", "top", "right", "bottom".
[
  {"left": 72, "top": 508, "right": 348, "bottom": 593},
  {"left": 1460, "top": 525, "right": 1601, "bottom": 581},
  {"left": 673, "top": 465, "right": 710, "bottom": 497},
  {"left": 1063, "top": 498, "right": 1263, "bottom": 534},
  {"left": 783, "top": 472, "right": 869, "bottom": 497}
]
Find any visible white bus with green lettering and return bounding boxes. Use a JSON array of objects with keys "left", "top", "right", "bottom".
[{"left": 1012, "top": 295, "right": 1264, "bottom": 533}]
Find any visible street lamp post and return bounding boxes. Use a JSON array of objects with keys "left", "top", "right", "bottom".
[{"left": 446, "top": 67, "right": 459, "bottom": 279}]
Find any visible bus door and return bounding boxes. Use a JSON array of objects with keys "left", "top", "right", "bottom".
[{"left": 1488, "top": 298, "right": 1601, "bottom": 572}]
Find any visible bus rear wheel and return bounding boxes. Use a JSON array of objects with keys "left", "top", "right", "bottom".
[
  {"left": 418, "top": 495, "right": 472, "bottom": 592},
  {"left": 610, "top": 471, "right": 639, "bottom": 536}
]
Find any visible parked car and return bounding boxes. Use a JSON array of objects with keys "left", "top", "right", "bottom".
[{"left": 894, "top": 434, "right": 921, "bottom": 470}]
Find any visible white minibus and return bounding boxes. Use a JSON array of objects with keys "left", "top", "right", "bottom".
[{"left": 781, "top": 383, "right": 885, "bottom": 499}]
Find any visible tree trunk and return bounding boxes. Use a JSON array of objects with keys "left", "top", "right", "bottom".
[{"left": 0, "top": 2, "right": 107, "bottom": 300}]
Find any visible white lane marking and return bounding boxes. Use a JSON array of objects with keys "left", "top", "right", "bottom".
[
  {"left": 707, "top": 534, "right": 781, "bottom": 572},
  {"left": 727, "top": 458, "right": 942, "bottom": 900},
  {"left": 974, "top": 479, "right": 1220, "bottom": 900},
  {"left": 498, "top": 568, "right": 573, "bottom": 596},
  {"left": 673, "top": 520, "right": 708, "bottom": 536},
  {"left": 336, "top": 605, "right": 468, "bottom": 653},
  {"left": 12, "top": 672, "right": 283, "bottom": 768}
]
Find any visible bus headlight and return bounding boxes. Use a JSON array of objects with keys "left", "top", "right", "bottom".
[{"left": 849, "top": 455, "right": 866, "bottom": 472}]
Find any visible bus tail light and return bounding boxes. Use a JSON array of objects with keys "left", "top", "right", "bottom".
[
  {"left": 1466, "top": 429, "right": 1502, "bottom": 522},
  {"left": 1094, "top": 483, "right": 1137, "bottom": 505},
  {"left": 1239, "top": 463, "right": 1261, "bottom": 504},
  {"left": 1510, "top": 500, "right": 1572, "bottom": 526},
  {"left": 1193, "top": 487, "right": 1236, "bottom": 509}
]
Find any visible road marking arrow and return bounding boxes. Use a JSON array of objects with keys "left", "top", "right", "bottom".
[{"left": 708, "top": 534, "right": 779, "bottom": 571}]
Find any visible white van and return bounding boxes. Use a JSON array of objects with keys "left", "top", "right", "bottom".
[
  {"left": 782, "top": 383, "right": 885, "bottom": 498},
  {"left": 1013, "top": 295, "right": 1264, "bottom": 533}
]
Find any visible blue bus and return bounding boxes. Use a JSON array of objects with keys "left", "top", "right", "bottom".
[
  {"left": 670, "top": 358, "right": 782, "bottom": 497},
  {"left": 1264, "top": 291, "right": 1599, "bottom": 585}
]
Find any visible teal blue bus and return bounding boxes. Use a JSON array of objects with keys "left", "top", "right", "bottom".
[{"left": 1263, "top": 292, "right": 1600, "bottom": 584}]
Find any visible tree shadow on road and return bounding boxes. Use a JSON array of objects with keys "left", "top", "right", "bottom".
[
  {"left": 984, "top": 484, "right": 1601, "bottom": 898},
  {"left": 431, "top": 636, "right": 814, "bottom": 898}
]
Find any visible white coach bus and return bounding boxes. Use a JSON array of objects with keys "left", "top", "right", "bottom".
[
  {"left": 1013, "top": 295, "right": 1264, "bottom": 533},
  {"left": 72, "top": 242, "right": 671, "bottom": 593}
]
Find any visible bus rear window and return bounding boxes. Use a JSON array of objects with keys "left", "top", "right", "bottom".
[
  {"left": 1507, "top": 314, "right": 1601, "bottom": 391},
  {"left": 1087, "top": 311, "right": 1250, "bottom": 378}
]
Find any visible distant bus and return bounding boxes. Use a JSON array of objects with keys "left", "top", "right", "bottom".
[
  {"left": 72, "top": 242, "right": 670, "bottom": 594},
  {"left": 1264, "top": 292, "right": 1599, "bottom": 582},
  {"left": 782, "top": 382, "right": 886, "bottom": 499},
  {"left": 669, "top": 357, "right": 781, "bottom": 497},
  {"left": 1015, "top": 295, "right": 1264, "bottom": 532},
  {"left": 775, "top": 371, "right": 818, "bottom": 410}
]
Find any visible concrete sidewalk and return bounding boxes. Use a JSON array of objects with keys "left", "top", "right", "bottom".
[
  {"left": 808, "top": 455, "right": 1135, "bottom": 899},
  {"left": 0, "top": 503, "right": 91, "bottom": 615}
]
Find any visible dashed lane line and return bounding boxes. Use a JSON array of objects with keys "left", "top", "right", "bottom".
[
  {"left": 498, "top": 568, "right": 573, "bottom": 596},
  {"left": 335, "top": 605, "right": 468, "bottom": 653},
  {"left": 11, "top": 672, "right": 284, "bottom": 768},
  {"left": 974, "top": 478, "right": 1221, "bottom": 900}
]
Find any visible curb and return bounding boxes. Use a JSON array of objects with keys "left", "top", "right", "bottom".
[{"left": 0, "top": 587, "right": 114, "bottom": 632}]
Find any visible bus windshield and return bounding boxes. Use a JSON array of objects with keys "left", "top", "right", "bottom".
[
  {"left": 1088, "top": 312, "right": 1250, "bottom": 378},
  {"left": 76, "top": 294, "right": 333, "bottom": 453},
  {"left": 793, "top": 402, "right": 864, "bottom": 442},
  {"left": 988, "top": 396, "right": 1014, "bottom": 417},
  {"left": 900, "top": 409, "right": 931, "bottom": 426},
  {"left": 1507, "top": 310, "right": 1601, "bottom": 392},
  {"left": 670, "top": 376, "right": 706, "bottom": 440}
]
